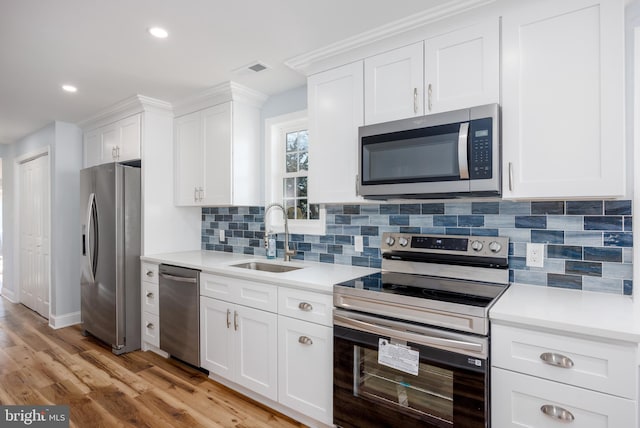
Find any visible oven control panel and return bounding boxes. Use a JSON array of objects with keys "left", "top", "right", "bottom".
[{"left": 381, "top": 232, "right": 509, "bottom": 259}]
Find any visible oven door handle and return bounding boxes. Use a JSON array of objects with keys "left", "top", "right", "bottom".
[{"left": 334, "top": 313, "right": 483, "bottom": 353}]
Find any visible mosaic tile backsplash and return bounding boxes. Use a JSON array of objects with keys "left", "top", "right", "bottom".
[{"left": 201, "top": 200, "right": 633, "bottom": 295}]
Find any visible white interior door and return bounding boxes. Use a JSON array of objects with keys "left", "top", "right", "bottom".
[{"left": 19, "top": 154, "right": 50, "bottom": 318}]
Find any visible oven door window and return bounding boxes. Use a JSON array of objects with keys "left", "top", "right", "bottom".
[
  {"left": 334, "top": 325, "right": 486, "bottom": 428},
  {"left": 355, "top": 345, "right": 454, "bottom": 423}
]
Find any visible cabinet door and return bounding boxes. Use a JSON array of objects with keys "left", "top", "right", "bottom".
[
  {"left": 234, "top": 305, "right": 278, "bottom": 401},
  {"left": 84, "top": 129, "right": 102, "bottom": 168},
  {"left": 364, "top": 42, "right": 424, "bottom": 124},
  {"left": 424, "top": 18, "right": 499, "bottom": 114},
  {"left": 118, "top": 114, "right": 141, "bottom": 161},
  {"left": 201, "top": 103, "right": 232, "bottom": 205},
  {"left": 501, "top": 0, "right": 624, "bottom": 199},
  {"left": 174, "top": 111, "right": 203, "bottom": 205},
  {"left": 308, "top": 61, "right": 364, "bottom": 204},
  {"left": 278, "top": 316, "right": 333, "bottom": 424},
  {"left": 200, "top": 297, "right": 233, "bottom": 377},
  {"left": 142, "top": 312, "right": 160, "bottom": 348},
  {"left": 101, "top": 123, "right": 120, "bottom": 163},
  {"left": 492, "top": 368, "right": 636, "bottom": 428}
]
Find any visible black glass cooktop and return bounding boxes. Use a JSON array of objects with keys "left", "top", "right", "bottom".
[{"left": 335, "top": 272, "right": 499, "bottom": 308}]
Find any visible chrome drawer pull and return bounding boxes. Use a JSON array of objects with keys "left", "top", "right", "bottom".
[
  {"left": 234, "top": 310, "right": 238, "bottom": 331},
  {"left": 146, "top": 323, "right": 154, "bottom": 329},
  {"left": 226, "top": 309, "right": 231, "bottom": 329},
  {"left": 541, "top": 404, "right": 575, "bottom": 422},
  {"left": 298, "top": 302, "right": 313, "bottom": 311},
  {"left": 298, "top": 336, "right": 313, "bottom": 345},
  {"left": 540, "top": 352, "right": 574, "bottom": 369},
  {"left": 146, "top": 271, "right": 154, "bottom": 277},
  {"left": 146, "top": 292, "right": 154, "bottom": 298}
]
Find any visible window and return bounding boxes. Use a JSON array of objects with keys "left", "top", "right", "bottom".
[{"left": 265, "top": 110, "right": 325, "bottom": 235}]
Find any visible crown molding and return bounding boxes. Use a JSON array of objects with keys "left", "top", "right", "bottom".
[
  {"left": 172, "top": 81, "right": 268, "bottom": 117},
  {"left": 79, "top": 95, "right": 173, "bottom": 130},
  {"left": 285, "top": 0, "right": 494, "bottom": 74}
]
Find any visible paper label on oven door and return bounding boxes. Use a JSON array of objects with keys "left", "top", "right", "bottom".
[{"left": 378, "top": 338, "right": 419, "bottom": 376}]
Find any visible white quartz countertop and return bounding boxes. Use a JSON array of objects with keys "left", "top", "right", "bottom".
[
  {"left": 490, "top": 283, "right": 640, "bottom": 343},
  {"left": 141, "top": 250, "right": 379, "bottom": 294}
]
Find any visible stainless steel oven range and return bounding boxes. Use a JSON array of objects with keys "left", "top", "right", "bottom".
[{"left": 333, "top": 232, "right": 509, "bottom": 428}]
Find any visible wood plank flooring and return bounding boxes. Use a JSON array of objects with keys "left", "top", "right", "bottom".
[{"left": 0, "top": 296, "right": 306, "bottom": 428}]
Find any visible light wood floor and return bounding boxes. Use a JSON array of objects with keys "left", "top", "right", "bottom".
[{"left": 0, "top": 296, "right": 305, "bottom": 428}]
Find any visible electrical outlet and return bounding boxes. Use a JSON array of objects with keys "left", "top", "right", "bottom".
[
  {"left": 354, "top": 235, "right": 364, "bottom": 253},
  {"left": 219, "top": 230, "right": 225, "bottom": 242},
  {"left": 526, "top": 243, "right": 545, "bottom": 268}
]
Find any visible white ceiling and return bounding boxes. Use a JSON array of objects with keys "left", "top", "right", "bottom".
[{"left": 0, "top": 0, "right": 449, "bottom": 144}]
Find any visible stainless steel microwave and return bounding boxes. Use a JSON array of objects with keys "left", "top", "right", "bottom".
[{"left": 357, "top": 103, "right": 500, "bottom": 199}]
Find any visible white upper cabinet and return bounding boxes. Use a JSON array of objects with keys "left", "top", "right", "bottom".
[
  {"left": 173, "top": 83, "right": 266, "bottom": 207},
  {"left": 501, "top": 0, "right": 625, "bottom": 199},
  {"left": 362, "top": 18, "right": 499, "bottom": 125},
  {"left": 364, "top": 42, "right": 424, "bottom": 124},
  {"left": 308, "top": 61, "right": 364, "bottom": 204},
  {"left": 424, "top": 18, "right": 499, "bottom": 114},
  {"left": 84, "top": 113, "right": 141, "bottom": 167}
]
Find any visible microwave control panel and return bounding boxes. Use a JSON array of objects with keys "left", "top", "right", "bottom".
[{"left": 469, "top": 117, "right": 493, "bottom": 179}]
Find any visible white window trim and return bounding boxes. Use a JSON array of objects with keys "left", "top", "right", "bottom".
[{"left": 265, "top": 110, "right": 325, "bottom": 235}]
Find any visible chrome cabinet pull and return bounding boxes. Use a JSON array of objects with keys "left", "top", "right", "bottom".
[
  {"left": 199, "top": 187, "right": 204, "bottom": 201},
  {"left": 226, "top": 309, "right": 231, "bottom": 329},
  {"left": 112, "top": 147, "right": 117, "bottom": 160},
  {"left": 540, "top": 404, "right": 575, "bottom": 422},
  {"left": 427, "top": 83, "right": 433, "bottom": 111},
  {"left": 413, "top": 87, "right": 418, "bottom": 114},
  {"left": 146, "top": 270, "right": 154, "bottom": 277},
  {"left": 234, "top": 310, "right": 238, "bottom": 331},
  {"left": 116, "top": 146, "right": 120, "bottom": 159},
  {"left": 146, "top": 323, "right": 154, "bottom": 329},
  {"left": 540, "top": 352, "right": 574, "bottom": 369},
  {"left": 194, "top": 187, "right": 199, "bottom": 202},
  {"left": 509, "top": 162, "right": 515, "bottom": 191},
  {"left": 146, "top": 292, "right": 154, "bottom": 298},
  {"left": 298, "top": 336, "right": 313, "bottom": 345},
  {"left": 298, "top": 302, "right": 313, "bottom": 311}
]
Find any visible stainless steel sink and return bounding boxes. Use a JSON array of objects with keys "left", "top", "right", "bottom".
[{"left": 230, "top": 261, "right": 303, "bottom": 273}]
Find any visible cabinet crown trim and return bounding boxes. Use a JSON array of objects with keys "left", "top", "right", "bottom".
[
  {"left": 285, "top": 0, "right": 494, "bottom": 74},
  {"left": 173, "top": 81, "right": 268, "bottom": 117},
  {"left": 79, "top": 94, "right": 173, "bottom": 131}
]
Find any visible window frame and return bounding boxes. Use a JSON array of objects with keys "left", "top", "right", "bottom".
[{"left": 264, "top": 110, "right": 325, "bottom": 235}]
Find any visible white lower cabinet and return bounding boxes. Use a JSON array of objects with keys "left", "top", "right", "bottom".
[
  {"left": 491, "top": 323, "right": 638, "bottom": 428},
  {"left": 200, "top": 296, "right": 278, "bottom": 401},
  {"left": 492, "top": 368, "right": 636, "bottom": 428},
  {"left": 140, "top": 262, "right": 161, "bottom": 350},
  {"left": 278, "top": 315, "right": 333, "bottom": 425}
]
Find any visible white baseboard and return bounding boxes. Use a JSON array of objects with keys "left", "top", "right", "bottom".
[
  {"left": 49, "top": 311, "right": 81, "bottom": 329},
  {"left": 1, "top": 288, "right": 17, "bottom": 303}
]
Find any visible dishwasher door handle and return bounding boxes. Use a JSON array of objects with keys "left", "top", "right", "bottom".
[{"left": 159, "top": 272, "right": 197, "bottom": 283}]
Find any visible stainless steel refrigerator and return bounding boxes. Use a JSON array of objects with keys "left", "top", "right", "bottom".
[{"left": 80, "top": 162, "right": 141, "bottom": 354}]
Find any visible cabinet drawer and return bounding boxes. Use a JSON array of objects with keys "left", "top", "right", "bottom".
[
  {"left": 492, "top": 324, "right": 637, "bottom": 399},
  {"left": 142, "top": 283, "right": 159, "bottom": 315},
  {"left": 141, "top": 262, "right": 159, "bottom": 285},
  {"left": 142, "top": 312, "right": 160, "bottom": 347},
  {"left": 278, "top": 288, "right": 333, "bottom": 326},
  {"left": 492, "top": 368, "right": 636, "bottom": 428},
  {"left": 200, "top": 273, "right": 277, "bottom": 312}
]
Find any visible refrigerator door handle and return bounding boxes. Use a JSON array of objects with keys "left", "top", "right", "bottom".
[{"left": 85, "top": 192, "right": 98, "bottom": 282}]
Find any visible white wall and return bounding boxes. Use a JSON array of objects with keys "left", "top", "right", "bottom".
[{"left": 1, "top": 121, "right": 83, "bottom": 327}]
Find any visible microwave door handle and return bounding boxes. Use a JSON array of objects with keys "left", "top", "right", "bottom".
[{"left": 458, "top": 122, "right": 470, "bottom": 179}]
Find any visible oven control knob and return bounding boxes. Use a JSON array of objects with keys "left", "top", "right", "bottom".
[
  {"left": 471, "top": 240, "right": 483, "bottom": 252},
  {"left": 398, "top": 237, "right": 409, "bottom": 247},
  {"left": 385, "top": 236, "right": 395, "bottom": 247},
  {"left": 489, "top": 241, "right": 502, "bottom": 253}
]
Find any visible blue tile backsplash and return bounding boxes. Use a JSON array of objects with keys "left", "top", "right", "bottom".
[{"left": 201, "top": 200, "right": 633, "bottom": 295}]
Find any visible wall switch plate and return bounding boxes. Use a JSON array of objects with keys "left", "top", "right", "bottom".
[
  {"left": 354, "top": 235, "right": 364, "bottom": 253},
  {"left": 526, "top": 243, "right": 544, "bottom": 268},
  {"left": 219, "top": 230, "right": 225, "bottom": 242}
]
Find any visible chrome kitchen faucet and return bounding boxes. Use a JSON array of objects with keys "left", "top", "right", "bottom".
[{"left": 264, "top": 203, "right": 295, "bottom": 262}]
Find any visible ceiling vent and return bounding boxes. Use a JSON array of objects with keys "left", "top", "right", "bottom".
[{"left": 233, "top": 61, "right": 271, "bottom": 75}]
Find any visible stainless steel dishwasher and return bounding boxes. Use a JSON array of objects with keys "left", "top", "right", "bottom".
[{"left": 159, "top": 264, "right": 200, "bottom": 366}]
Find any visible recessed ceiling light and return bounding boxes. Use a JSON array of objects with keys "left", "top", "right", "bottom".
[
  {"left": 148, "top": 27, "right": 168, "bottom": 39},
  {"left": 62, "top": 84, "right": 77, "bottom": 93}
]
